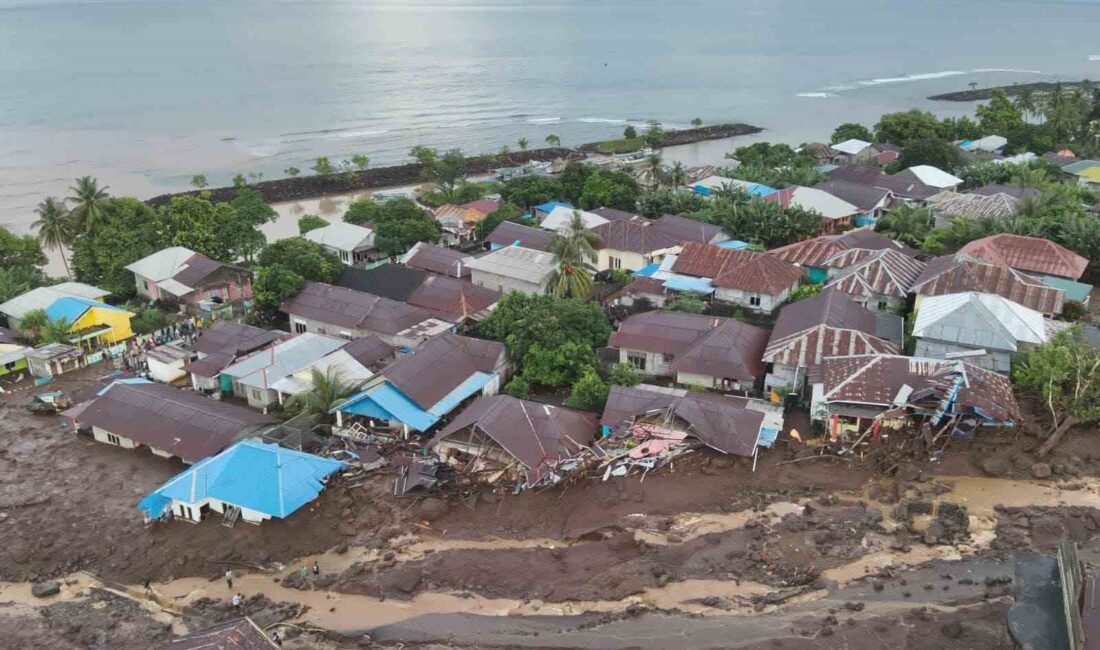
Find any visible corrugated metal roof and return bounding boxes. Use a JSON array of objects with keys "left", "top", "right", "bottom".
[
  {"left": 485, "top": 221, "right": 556, "bottom": 251},
  {"left": 767, "top": 228, "right": 915, "bottom": 269},
  {"left": 764, "top": 186, "right": 860, "bottom": 220},
  {"left": 164, "top": 618, "right": 278, "bottom": 649},
  {"left": 269, "top": 349, "right": 374, "bottom": 396},
  {"left": 960, "top": 234, "right": 1089, "bottom": 280},
  {"left": 825, "top": 249, "right": 926, "bottom": 299},
  {"left": 898, "top": 165, "right": 964, "bottom": 189},
  {"left": 464, "top": 245, "right": 557, "bottom": 284},
  {"left": 650, "top": 214, "right": 726, "bottom": 244},
  {"left": 926, "top": 191, "right": 1020, "bottom": 220},
  {"left": 281, "top": 282, "right": 434, "bottom": 334},
  {"left": 399, "top": 242, "right": 475, "bottom": 278},
  {"left": 379, "top": 332, "right": 504, "bottom": 411},
  {"left": 45, "top": 296, "right": 131, "bottom": 323},
  {"left": 406, "top": 275, "right": 501, "bottom": 321},
  {"left": 673, "top": 242, "right": 803, "bottom": 295},
  {"left": 124, "top": 246, "right": 196, "bottom": 282},
  {"left": 73, "top": 381, "right": 274, "bottom": 463},
  {"left": 148, "top": 439, "right": 345, "bottom": 518},
  {"left": 911, "top": 254, "right": 1064, "bottom": 315},
  {"left": 831, "top": 139, "right": 873, "bottom": 155},
  {"left": 539, "top": 206, "right": 608, "bottom": 232},
  {"left": 814, "top": 180, "right": 892, "bottom": 213},
  {"left": 913, "top": 292, "right": 1049, "bottom": 352},
  {"left": 764, "top": 289, "right": 900, "bottom": 370},
  {"left": 302, "top": 222, "right": 374, "bottom": 252},
  {"left": 191, "top": 321, "right": 284, "bottom": 356},
  {"left": 591, "top": 219, "right": 681, "bottom": 255},
  {"left": 221, "top": 332, "right": 347, "bottom": 390},
  {"left": 0, "top": 283, "right": 110, "bottom": 320}
]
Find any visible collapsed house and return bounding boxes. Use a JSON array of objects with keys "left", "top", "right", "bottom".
[
  {"left": 430, "top": 394, "right": 598, "bottom": 486},
  {"left": 811, "top": 354, "right": 1020, "bottom": 441},
  {"left": 600, "top": 385, "right": 785, "bottom": 472}
]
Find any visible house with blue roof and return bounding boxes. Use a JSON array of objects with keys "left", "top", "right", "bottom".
[
  {"left": 138, "top": 438, "right": 346, "bottom": 525},
  {"left": 532, "top": 201, "right": 573, "bottom": 219},
  {"left": 45, "top": 296, "right": 134, "bottom": 346},
  {"left": 333, "top": 332, "right": 508, "bottom": 437}
]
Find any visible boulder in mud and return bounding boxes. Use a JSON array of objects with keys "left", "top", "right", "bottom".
[
  {"left": 1030, "top": 463, "right": 1052, "bottom": 479},
  {"left": 31, "top": 581, "right": 61, "bottom": 598},
  {"left": 417, "top": 498, "right": 449, "bottom": 521},
  {"left": 979, "top": 456, "right": 1011, "bottom": 477}
]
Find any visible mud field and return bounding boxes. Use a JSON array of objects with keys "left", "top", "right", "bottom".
[{"left": 1, "top": 363, "right": 1098, "bottom": 648}]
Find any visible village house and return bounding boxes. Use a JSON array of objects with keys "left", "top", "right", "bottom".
[
  {"left": 762, "top": 288, "right": 903, "bottom": 393},
  {"left": 959, "top": 233, "right": 1089, "bottom": 281},
  {"left": 910, "top": 253, "right": 1065, "bottom": 316},
  {"left": 267, "top": 335, "right": 394, "bottom": 406},
  {"left": 960, "top": 135, "right": 1008, "bottom": 154},
  {"left": 608, "top": 311, "right": 769, "bottom": 393},
  {"left": 125, "top": 247, "right": 253, "bottom": 318},
  {"left": 767, "top": 228, "right": 917, "bottom": 283},
  {"left": 829, "top": 139, "right": 882, "bottom": 164},
  {"left": 814, "top": 180, "right": 894, "bottom": 226},
  {"left": 968, "top": 183, "right": 1041, "bottom": 200},
  {"left": 485, "top": 221, "right": 556, "bottom": 251},
  {"left": 464, "top": 245, "right": 558, "bottom": 295},
  {"left": 333, "top": 332, "right": 509, "bottom": 437},
  {"left": 912, "top": 292, "right": 1067, "bottom": 373},
  {"left": 64, "top": 379, "right": 275, "bottom": 463},
  {"left": 532, "top": 200, "right": 572, "bottom": 220},
  {"left": 0, "top": 342, "right": 31, "bottom": 377},
  {"left": 670, "top": 242, "right": 803, "bottom": 313},
  {"left": 590, "top": 219, "right": 682, "bottom": 272},
  {"left": 926, "top": 191, "right": 1022, "bottom": 228},
  {"left": 184, "top": 321, "right": 284, "bottom": 393},
  {"left": 43, "top": 296, "right": 134, "bottom": 348},
  {"left": 430, "top": 394, "right": 598, "bottom": 485},
  {"left": 0, "top": 281, "right": 109, "bottom": 333},
  {"left": 1060, "top": 159, "right": 1100, "bottom": 188},
  {"left": 399, "top": 241, "right": 475, "bottom": 278},
  {"left": 650, "top": 213, "right": 729, "bottom": 246},
  {"left": 433, "top": 198, "right": 503, "bottom": 240},
  {"left": 810, "top": 354, "right": 1019, "bottom": 436},
  {"left": 894, "top": 165, "right": 964, "bottom": 191},
  {"left": 25, "top": 342, "right": 83, "bottom": 378},
  {"left": 138, "top": 439, "right": 344, "bottom": 525},
  {"left": 608, "top": 276, "right": 668, "bottom": 309},
  {"left": 687, "top": 175, "right": 777, "bottom": 198},
  {"left": 146, "top": 343, "right": 194, "bottom": 384},
  {"left": 302, "top": 221, "right": 376, "bottom": 266},
  {"left": 764, "top": 186, "right": 860, "bottom": 233},
  {"left": 280, "top": 281, "right": 451, "bottom": 348},
  {"left": 591, "top": 207, "right": 646, "bottom": 222},
  {"left": 219, "top": 332, "right": 349, "bottom": 410},
  {"left": 601, "top": 385, "right": 785, "bottom": 460},
  {"left": 823, "top": 248, "right": 926, "bottom": 313},
  {"left": 335, "top": 264, "right": 500, "bottom": 324},
  {"left": 539, "top": 205, "right": 609, "bottom": 233},
  {"left": 825, "top": 165, "right": 940, "bottom": 203}
]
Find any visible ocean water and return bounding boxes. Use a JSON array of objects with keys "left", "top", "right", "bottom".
[{"left": 1, "top": 0, "right": 1098, "bottom": 231}]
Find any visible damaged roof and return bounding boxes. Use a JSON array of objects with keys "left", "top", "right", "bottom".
[
  {"left": 380, "top": 332, "right": 504, "bottom": 411},
  {"left": 911, "top": 254, "right": 1064, "bottom": 315},
  {"left": 70, "top": 381, "right": 274, "bottom": 463},
  {"left": 601, "top": 386, "right": 766, "bottom": 457},
  {"left": 959, "top": 234, "right": 1089, "bottom": 280},
  {"left": 673, "top": 242, "right": 803, "bottom": 295},
  {"left": 165, "top": 617, "right": 278, "bottom": 649},
  {"left": 926, "top": 191, "right": 1021, "bottom": 220},
  {"left": 820, "top": 354, "right": 1019, "bottom": 424},
  {"left": 432, "top": 395, "right": 597, "bottom": 475},
  {"left": 191, "top": 320, "right": 284, "bottom": 357},
  {"left": 485, "top": 221, "right": 556, "bottom": 252},
  {"left": 824, "top": 248, "right": 926, "bottom": 299},
  {"left": 280, "top": 282, "right": 435, "bottom": 334},
  {"left": 405, "top": 274, "right": 501, "bottom": 321},
  {"left": 764, "top": 289, "right": 901, "bottom": 370},
  {"left": 767, "top": 228, "right": 915, "bottom": 269}
]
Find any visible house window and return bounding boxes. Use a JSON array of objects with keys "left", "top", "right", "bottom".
[
  {"left": 341, "top": 251, "right": 350, "bottom": 263},
  {"left": 749, "top": 295, "right": 761, "bottom": 307},
  {"left": 251, "top": 389, "right": 265, "bottom": 402},
  {"left": 609, "top": 256, "right": 622, "bottom": 269},
  {"left": 294, "top": 321, "right": 307, "bottom": 334},
  {"left": 627, "top": 353, "right": 647, "bottom": 371},
  {"left": 878, "top": 300, "right": 889, "bottom": 311},
  {"left": 106, "top": 433, "right": 121, "bottom": 445},
  {"left": 662, "top": 353, "right": 674, "bottom": 364}
]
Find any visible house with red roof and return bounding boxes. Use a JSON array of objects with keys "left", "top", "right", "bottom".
[
  {"left": 125, "top": 247, "right": 253, "bottom": 318},
  {"left": 959, "top": 234, "right": 1088, "bottom": 281},
  {"left": 671, "top": 242, "right": 803, "bottom": 313}
]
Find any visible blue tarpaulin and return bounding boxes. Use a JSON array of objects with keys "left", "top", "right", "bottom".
[
  {"left": 662, "top": 276, "right": 714, "bottom": 294},
  {"left": 757, "top": 428, "right": 779, "bottom": 448},
  {"left": 633, "top": 262, "right": 661, "bottom": 277},
  {"left": 717, "top": 240, "right": 752, "bottom": 250}
]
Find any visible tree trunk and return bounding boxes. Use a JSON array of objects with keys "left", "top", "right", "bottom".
[{"left": 1036, "top": 416, "right": 1079, "bottom": 459}]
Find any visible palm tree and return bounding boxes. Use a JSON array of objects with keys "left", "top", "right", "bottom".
[
  {"left": 668, "top": 162, "right": 689, "bottom": 188},
  {"left": 645, "top": 153, "right": 664, "bottom": 188},
  {"left": 32, "top": 197, "right": 74, "bottom": 276},
  {"left": 517, "top": 137, "right": 528, "bottom": 152},
  {"left": 875, "top": 204, "right": 933, "bottom": 248},
  {"left": 40, "top": 317, "right": 72, "bottom": 345},
  {"left": 547, "top": 212, "right": 598, "bottom": 299},
  {"left": 18, "top": 309, "right": 50, "bottom": 344},
  {"left": 545, "top": 134, "right": 561, "bottom": 149},
  {"left": 1008, "top": 164, "right": 1052, "bottom": 190},
  {"left": 285, "top": 368, "right": 355, "bottom": 423},
  {"left": 67, "top": 176, "right": 110, "bottom": 233},
  {"left": 1015, "top": 88, "right": 1037, "bottom": 123}
]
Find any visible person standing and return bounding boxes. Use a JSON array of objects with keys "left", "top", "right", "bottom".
[
  {"left": 224, "top": 569, "right": 233, "bottom": 590},
  {"left": 231, "top": 592, "right": 242, "bottom": 608},
  {"left": 311, "top": 561, "right": 320, "bottom": 577}
]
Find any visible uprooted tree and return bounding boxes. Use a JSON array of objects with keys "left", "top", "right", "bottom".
[{"left": 1012, "top": 327, "right": 1100, "bottom": 457}]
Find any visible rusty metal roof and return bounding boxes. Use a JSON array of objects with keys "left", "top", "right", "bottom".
[
  {"left": 166, "top": 617, "right": 278, "bottom": 649},
  {"left": 280, "top": 282, "right": 434, "bottom": 334},
  {"left": 673, "top": 242, "right": 803, "bottom": 295},
  {"left": 592, "top": 219, "right": 681, "bottom": 254},
  {"left": 960, "top": 234, "right": 1089, "bottom": 280},
  {"left": 825, "top": 248, "right": 926, "bottom": 299},
  {"left": 912, "top": 254, "right": 1065, "bottom": 315},
  {"left": 764, "top": 289, "right": 901, "bottom": 370},
  {"left": 767, "top": 228, "right": 915, "bottom": 269},
  {"left": 405, "top": 275, "right": 501, "bottom": 321}
]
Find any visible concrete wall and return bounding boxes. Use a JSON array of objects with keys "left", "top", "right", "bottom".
[
  {"left": 714, "top": 286, "right": 790, "bottom": 314},
  {"left": 596, "top": 249, "right": 648, "bottom": 272},
  {"left": 617, "top": 348, "right": 672, "bottom": 377},
  {"left": 92, "top": 426, "right": 137, "bottom": 450},
  {"left": 171, "top": 498, "right": 270, "bottom": 524},
  {"left": 148, "top": 358, "right": 187, "bottom": 384},
  {"left": 470, "top": 269, "right": 547, "bottom": 296},
  {"left": 676, "top": 371, "right": 751, "bottom": 392},
  {"left": 191, "top": 372, "right": 220, "bottom": 392}
]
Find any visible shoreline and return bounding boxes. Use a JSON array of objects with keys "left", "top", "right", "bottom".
[
  {"left": 144, "top": 123, "right": 762, "bottom": 209},
  {"left": 928, "top": 79, "right": 1096, "bottom": 102}
]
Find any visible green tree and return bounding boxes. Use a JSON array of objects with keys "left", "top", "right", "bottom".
[
  {"left": 787, "top": 283, "right": 824, "bottom": 301},
  {"left": 473, "top": 202, "right": 524, "bottom": 241},
  {"left": 232, "top": 173, "right": 248, "bottom": 188},
  {"left": 312, "top": 157, "right": 334, "bottom": 176},
  {"left": 253, "top": 265, "right": 306, "bottom": 310},
  {"left": 503, "top": 376, "right": 531, "bottom": 399},
  {"left": 0, "top": 266, "right": 49, "bottom": 308},
  {"left": 40, "top": 316, "right": 72, "bottom": 345},
  {"left": 434, "top": 149, "right": 468, "bottom": 199},
  {"left": 522, "top": 341, "right": 599, "bottom": 389},
  {"left": 623, "top": 125, "right": 638, "bottom": 140},
  {"left": 159, "top": 195, "right": 233, "bottom": 261},
  {"left": 298, "top": 214, "right": 328, "bottom": 234},
  {"left": 70, "top": 197, "right": 167, "bottom": 296},
  {"left": 410, "top": 145, "right": 439, "bottom": 181},
  {"left": 578, "top": 169, "right": 640, "bottom": 211},
  {"left": 249, "top": 172, "right": 264, "bottom": 183},
  {"left": 32, "top": 197, "right": 73, "bottom": 276},
  {"left": 475, "top": 292, "right": 611, "bottom": 364},
  {"left": 730, "top": 142, "right": 812, "bottom": 168},
  {"left": 190, "top": 174, "right": 208, "bottom": 189},
  {"left": 643, "top": 125, "right": 664, "bottom": 147},
  {"left": 257, "top": 238, "right": 342, "bottom": 284},
  {"left": 637, "top": 189, "right": 706, "bottom": 218},
  {"left": 130, "top": 306, "right": 171, "bottom": 335},
  {"left": 548, "top": 212, "right": 599, "bottom": 299},
  {"left": 667, "top": 295, "right": 707, "bottom": 313},
  {"left": 284, "top": 166, "right": 301, "bottom": 177},
  {"left": 563, "top": 368, "right": 609, "bottom": 411},
  {"left": 608, "top": 362, "right": 641, "bottom": 387},
  {"left": 667, "top": 162, "right": 689, "bottom": 188},
  {"left": 921, "top": 215, "right": 999, "bottom": 256},
  {"left": 372, "top": 198, "right": 442, "bottom": 256},
  {"left": 875, "top": 204, "right": 933, "bottom": 247},
  {"left": 559, "top": 162, "right": 595, "bottom": 205},
  {"left": 500, "top": 176, "right": 565, "bottom": 211},
  {"left": 830, "top": 123, "right": 873, "bottom": 144},
  {"left": 895, "top": 137, "right": 962, "bottom": 172},
  {"left": 344, "top": 198, "right": 381, "bottom": 226},
  {"left": 874, "top": 110, "right": 943, "bottom": 145},
  {"left": 1015, "top": 88, "right": 1038, "bottom": 122},
  {"left": 517, "top": 137, "right": 528, "bottom": 152},
  {"left": 691, "top": 117, "right": 704, "bottom": 127},
  {"left": 732, "top": 163, "right": 824, "bottom": 189},
  {"left": 1013, "top": 327, "right": 1100, "bottom": 457},
  {"left": 976, "top": 88, "right": 1025, "bottom": 137},
  {"left": 17, "top": 308, "right": 50, "bottom": 342},
  {"left": 350, "top": 155, "right": 370, "bottom": 171},
  {"left": 67, "top": 176, "right": 110, "bottom": 234},
  {"left": 545, "top": 134, "right": 561, "bottom": 149},
  {"left": 284, "top": 368, "right": 356, "bottom": 422}
]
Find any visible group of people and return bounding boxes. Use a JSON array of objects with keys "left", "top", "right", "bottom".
[{"left": 224, "top": 565, "right": 324, "bottom": 646}]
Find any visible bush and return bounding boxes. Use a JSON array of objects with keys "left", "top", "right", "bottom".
[
  {"left": 594, "top": 138, "right": 646, "bottom": 155},
  {"left": 563, "top": 369, "right": 609, "bottom": 411},
  {"left": 503, "top": 377, "right": 531, "bottom": 399},
  {"left": 667, "top": 296, "right": 707, "bottom": 314},
  {"left": 130, "top": 306, "right": 172, "bottom": 335},
  {"left": 609, "top": 363, "right": 641, "bottom": 387}
]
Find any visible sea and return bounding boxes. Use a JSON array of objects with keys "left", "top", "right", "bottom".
[{"left": 2, "top": 0, "right": 1099, "bottom": 234}]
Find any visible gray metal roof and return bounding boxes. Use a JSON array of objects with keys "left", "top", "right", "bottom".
[{"left": 464, "top": 245, "right": 557, "bottom": 284}]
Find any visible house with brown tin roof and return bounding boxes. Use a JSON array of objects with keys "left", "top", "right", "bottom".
[
  {"left": 608, "top": 275, "right": 668, "bottom": 309},
  {"left": 764, "top": 186, "right": 861, "bottom": 233},
  {"left": 672, "top": 242, "right": 803, "bottom": 313},
  {"left": 485, "top": 220, "right": 556, "bottom": 252},
  {"left": 910, "top": 254, "right": 1064, "bottom": 316},
  {"left": 811, "top": 354, "right": 1019, "bottom": 435},
  {"left": 405, "top": 274, "right": 501, "bottom": 322},
  {"left": 434, "top": 198, "right": 503, "bottom": 241},
  {"left": 767, "top": 228, "right": 916, "bottom": 283},
  {"left": 823, "top": 248, "right": 926, "bottom": 312},
  {"left": 280, "top": 282, "right": 452, "bottom": 348},
  {"left": 591, "top": 219, "right": 682, "bottom": 272},
  {"left": 430, "top": 395, "right": 597, "bottom": 485},
  {"left": 826, "top": 165, "right": 940, "bottom": 203},
  {"left": 184, "top": 321, "right": 286, "bottom": 393},
  {"left": 399, "top": 241, "right": 476, "bottom": 278},
  {"left": 763, "top": 288, "right": 903, "bottom": 392},
  {"left": 959, "top": 234, "right": 1089, "bottom": 281},
  {"left": 608, "top": 311, "right": 769, "bottom": 392},
  {"left": 815, "top": 180, "right": 894, "bottom": 221},
  {"left": 925, "top": 191, "right": 1021, "bottom": 227},
  {"left": 591, "top": 207, "right": 645, "bottom": 223},
  {"left": 650, "top": 214, "right": 728, "bottom": 246}
]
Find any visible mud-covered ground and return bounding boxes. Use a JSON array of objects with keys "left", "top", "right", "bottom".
[{"left": 2, "top": 364, "right": 1099, "bottom": 648}]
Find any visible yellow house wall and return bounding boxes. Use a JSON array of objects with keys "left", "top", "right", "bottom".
[{"left": 72, "top": 307, "right": 134, "bottom": 343}]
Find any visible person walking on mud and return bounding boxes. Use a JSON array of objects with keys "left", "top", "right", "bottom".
[
  {"left": 311, "top": 561, "right": 320, "bottom": 577},
  {"left": 224, "top": 569, "right": 233, "bottom": 590}
]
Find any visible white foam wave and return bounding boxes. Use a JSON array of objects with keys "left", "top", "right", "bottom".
[
  {"left": 1089, "top": 55, "right": 1100, "bottom": 61},
  {"left": 971, "top": 68, "right": 1047, "bottom": 74},
  {"left": 796, "top": 92, "right": 833, "bottom": 98},
  {"left": 336, "top": 128, "right": 388, "bottom": 139},
  {"left": 810, "top": 67, "right": 1049, "bottom": 96},
  {"left": 578, "top": 117, "right": 627, "bottom": 125},
  {"left": 856, "top": 70, "right": 969, "bottom": 86},
  {"left": 526, "top": 117, "right": 561, "bottom": 124}
]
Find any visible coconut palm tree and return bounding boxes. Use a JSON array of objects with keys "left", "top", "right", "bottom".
[
  {"left": 645, "top": 153, "right": 664, "bottom": 189},
  {"left": 32, "top": 197, "right": 73, "bottom": 276},
  {"left": 668, "top": 162, "right": 689, "bottom": 188},
  {"left": 40, "top": 317, "right": 73, "bottom": 345},
  {"left": 18, "top": 309, "right": 50, "bottom": 344},
  {"left": 545, "top": 134, "right": 561, "bottom": 149},
  {"left": 284, "top": 368, "right": 355, "bottom": 423},
  {"left": 547, "top": 211, "right": 598, "bottom": 299},
  {"left": 1015, "top": 88, "right": 1037, "bottom": 123},
  {"left": 67, "top": 176, "right": 110, "bottom": 233},
  {"left": 517, "top": 137, "right": 528, "bottom": 152}
]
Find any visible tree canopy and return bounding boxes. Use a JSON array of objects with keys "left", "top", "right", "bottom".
[
  {"left": 499, "top": 176, "right": 565, "bottom": 212},
  {"left": 578, "top": 168, "right": 640, "bottom": 211},
  {"left": 370, "top": 198, "right": 442, "bottom": 256},
  {"left": 473, "top": 202, "right": 525, "bottom": 241},
  {"left": 298, "top": 214, "right": 328, "bottom": 234},
  {"left": 874, "top": 110, "right": 943, "bottom": 146},
  {"left": 830, "top": 123, "right": 873, "bottom": 144}
]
